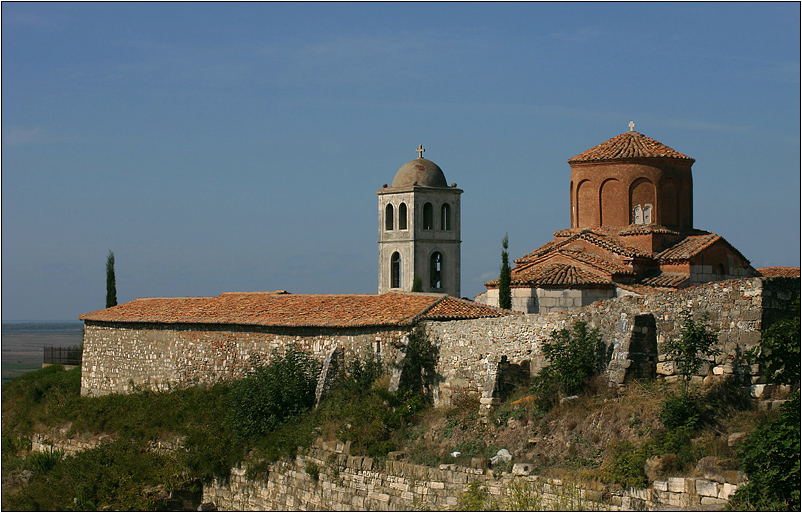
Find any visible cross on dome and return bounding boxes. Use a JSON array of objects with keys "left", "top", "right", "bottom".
[
  {"left": 628, "top": 121, "right": 635, "bottom": 132},
  {"left": 416, "top": 144, "right": 425, "bottom": 159}
]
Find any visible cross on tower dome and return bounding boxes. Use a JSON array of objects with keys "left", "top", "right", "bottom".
[{"left": 415, "top": 144, "right": 425, "bottom": 159}]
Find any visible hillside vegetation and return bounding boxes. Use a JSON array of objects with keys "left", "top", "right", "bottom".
[{"left": 2, "top": 318, "right": 799, "bottom": 511}]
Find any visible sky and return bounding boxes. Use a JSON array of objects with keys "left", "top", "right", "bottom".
[{"left": 2, "top": 2, "right": 800, "bottom": 321}]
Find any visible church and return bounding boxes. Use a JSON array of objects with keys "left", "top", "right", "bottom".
[{"left": 477, "top": 123, "right": 760, "bottom": 313}]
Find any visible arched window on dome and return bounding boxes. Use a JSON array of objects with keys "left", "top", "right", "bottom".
[
  {"left": 430, "top": 252, "right": 443, "bottom": 289},
  {"left": 391, "top": 252, "right": 401, "bottom": 288},
  {"left": 440, "top": 203, "right": 452, "bottom": 230},
  {"left": 385, "top": 204, "right": 394, "bottom": 231},
  {"left": 423, "top": 203, "right": 434, "bottom": 230},
  {"left": 398, "top": 203, "right": 408, "bottom": 230},
  {"left": 633, "top": 205, "right": 643, "bottom": 225},
  {"left": 643, "top": 204, "right": 652, "bottom": 224}
]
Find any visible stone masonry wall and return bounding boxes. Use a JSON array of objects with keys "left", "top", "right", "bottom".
[
  {"left": 80, "top": 323, "right": 407, "bottom": 396},
  {"left": 80, "top": 277, "right": 798, "bottom": 400},
  {"left": 201, "top": 440, "right": 746, "bottom": 511},
  {"left": 428, "top": 277, "right": 799, "bottom": 408}
]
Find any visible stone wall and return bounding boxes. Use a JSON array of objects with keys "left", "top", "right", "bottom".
[
  {"left": 80, "top": 277, "right": 798, "bottom": 401},
  {"left": 80, "top": 323, "right": 407, "bottom": 396},
  {"left": 201, "top": 440, "right": 746, "bottom": 511},
  {"left": 428, "top": 277, "right": 799, "bottom": 408}
]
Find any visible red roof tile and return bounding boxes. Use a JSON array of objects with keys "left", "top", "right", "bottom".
[
  {"left": 568, "top": 131, "right": 694, "bottom": 163},
  {"left": 640, "top": 272, "right": 690, "bottom": 288},
  {"left": 79, "top": 292, "right": 507, "bottom": 328},
  {"left": 512, "top": 262, "right": 612, "bottom": 287},
  {"left": 421, "top": 296, "right": 512, "bottom": 320},
  {"left": 757, "top": 267, "right": 801, "bottom": 278},
  {"left": 656, "top": 233, "right": 721, "bottom": 261}
]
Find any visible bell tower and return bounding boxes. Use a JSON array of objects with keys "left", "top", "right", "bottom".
[{"left": 377, "top": 146, "right": 462, "bottom": 297}]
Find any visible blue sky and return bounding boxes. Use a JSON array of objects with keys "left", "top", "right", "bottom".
[{"left": 2, "top": 2, "right": 799, "bottom": 321}]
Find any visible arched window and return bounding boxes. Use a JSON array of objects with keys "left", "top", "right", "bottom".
[
  {"left": 391, "top": 252, "right": 401, "bottom": 288},
  {"left": 715, "top": 263, "right": 726, "bottom": 280},
  {"left": 398, "top": 203, "right": 408, "bottom": 230},
  {"left": 440, "top": 203, "right": 451, "bottom": 230},
  {"left": 385, "top": 204, "right": 394, "bottom": 231},
  {"left": 430, "top": 252, "right": 443, "bottom": 289},
  {"left": 633, "top": 205, "right": 643, "bottom": 225},
  {"left": 643, "top": 204, "right": 652, "bottom": 224},
  {"left": 423, "top": 202, "right": 434, "bottom": 230}
]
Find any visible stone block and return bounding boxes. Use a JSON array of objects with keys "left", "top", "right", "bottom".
[
  {"left": 652, "top": 480, "right": 668, "bottom": 492},
  {"left": 656, "top": 361, "right": 675, "bottom": 375},
  {"left": 667, "top": 477, "right": 686, "bottom": 493},
  {"left": 695, "top": 479, "right": 719, "bottom": 497},
  {"left": 720, "top": 483, "right": 738, "bottom": 500},
  {"left": 700, "top": 497, "right": 727, "bottom": 506}
]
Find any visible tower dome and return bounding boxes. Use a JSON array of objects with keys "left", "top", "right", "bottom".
[{"left": 391, "top": 158, "right": 448, "bottom": 188}]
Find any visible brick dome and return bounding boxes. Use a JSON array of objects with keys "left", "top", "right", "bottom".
[
  {"left": 569, "top": 130, "right": 694, "bottom": 232},
  {"left": 391, "top": 158, "right": 448, "bottom": 188}
]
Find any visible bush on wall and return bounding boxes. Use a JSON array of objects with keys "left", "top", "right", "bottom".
[{"left": 228, "top": 347, "right": 321, "bottom": 440}]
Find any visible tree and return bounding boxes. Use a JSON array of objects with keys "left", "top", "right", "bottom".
[
  {"left": 105, "top": 251, "right": 117, "bottom": 308},
  {"left": 662, "top": 312, "right": 719, "bottom": 394},
  {"left": 411, "top": 276, "right": 423, "bottom": 292},
  {"left": 498, "top": 234, "right": 511, "bottom": 310},
  {"left": 396, "top": 325, "right": 439, "bottom": 402},
  {"left": 228, "top": 347, "right": 321, "bottom": 439},
  {"left": 532, "top": 321, "right": 604, "bottom": 402}
]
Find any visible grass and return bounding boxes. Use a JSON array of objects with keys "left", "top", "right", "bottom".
[{"left": 1, "top": 363, "right": 779, "bottom": 511}]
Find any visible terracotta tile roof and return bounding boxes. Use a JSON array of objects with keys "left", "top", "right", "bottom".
[
  {"left": 618, "top": 225, "right": 681, "bottom": 236},
  {"left": 640, "top": 272, "right": 690, "bottom": 288},
  {"left": 757, "top": 267, "right": 801, "bottom": 278},
  {"left": 656, "top": 233, "right": 721, "bottom": 261},
  {"left": 511, "top": 262, "right": 612, "bottom": 287},
  {"left": 421, "top": 296, "right": 512, "bottom": 320},
  {"left": 568, "top": 131, "right": 695, "bottom": 163},
  {"left": 79, "top": 292, "right": 508, "bottom": 328},
  {"left": 516, "top": 230, "right": 648, "bottom": 264}
]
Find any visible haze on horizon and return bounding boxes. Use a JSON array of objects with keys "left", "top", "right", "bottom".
[{"left": 2, "top": 2, "right": 799, "bottom": 321}]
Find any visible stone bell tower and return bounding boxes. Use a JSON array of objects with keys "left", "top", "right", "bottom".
[{"left": 377, "top": 145, "right": 462, "bottom": 297}]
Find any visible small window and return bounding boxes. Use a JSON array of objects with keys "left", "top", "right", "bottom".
[
  {"left": 643, "top": 204, "right": 652, "bottom": 224},
  {"left": 440, "top": 203, "right": 451, "bottom": 230},
  {"left": 385, "top": 204, "right": 394, "bottom": 231},
  {"left": 423, "top": 203, "right": 434, "bottom": 230},
  {"left": 391, "top": 252, "right": 401, "bottom": 288},
  {"left": 398, "top": 203, "right": 408, "bottom": 230},
  {"left": 430, "top": 252, "right": 443, "bottom": 289},
  {"left": 633, "top": 205, "right": 643, "bottom": 225}
]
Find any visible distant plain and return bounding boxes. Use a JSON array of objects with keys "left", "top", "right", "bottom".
[{"left": 1, "top": 322, "right": 84, "bottom": 382}]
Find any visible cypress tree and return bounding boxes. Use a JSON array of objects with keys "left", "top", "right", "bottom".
[
  {"left": 411, "top": 276, "right": 423, "bottom": 292},
  {"left": 499, "top": 234, "right": 512, "bottom": 310},
  {"left": 106, "top": 250, "right": 117, "bottom": 308}
]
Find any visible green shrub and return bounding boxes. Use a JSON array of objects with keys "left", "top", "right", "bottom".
[
  {"left": 663, "top": 313, "right": 719, "bottom": 392},
  {"left": 532, "top": 321, "right": 605, "bottom": 405},
  {"left": 24, "top": 448, "right": 64, "bottom": 475},
  {"left": 228, "top": 347, "right": 321, "bottom": 440},
  {"left": 5, "top": 438, "right": 184, "bottom": 511},
  {"left": 603, "top": 440, "right": 649, "bottom": 488},
  {"left": 659, "top": 391, "right": 705, "bottom": 431},
  {"left": 395, "top": 326, "right": 439, "bottom": 401},
  {"left": 748, "top": 297, "right": 800, "bottom": 386},
  {"left": 730, "top": 392, "right": 800, "bottom": 511}
]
